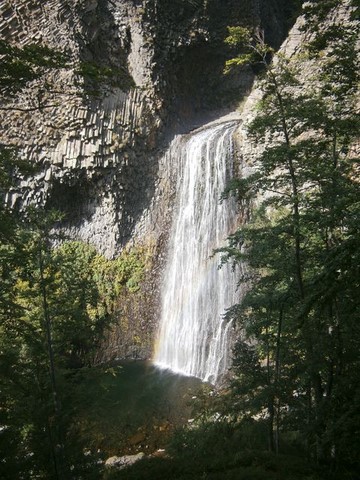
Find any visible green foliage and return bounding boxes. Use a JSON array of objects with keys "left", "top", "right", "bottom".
[
  {"left": 76, "top": 61, "right": 135, "bottom": 95},
  {"left": 106, "top": 419, "right": 321, "bottom": 480},
  {"left": 225, "top": 26, "right": 252, "bottom": 47},
  {"left": 0, "top": 68, "right": 150, "bottom": 470},
  {"left": 77, "top": 61, "right": 115, "bottom": 82},
  {"left": 302, "top": 0, "right": 345, "bottom": 26},
  {"left": 221, "top": 2, "right": 360, "bottom": 473},
  {"left": 224, "top": 27, "right": 274, "bottom": 74},
  {"left": 0, "top": 25, "right": 148, "bottom": 480},
  {"left": 0, "top": 145, "right": 38, "bottom": 243},
  {"left": 0, "top": 206, "right": 152, "bottom": 478},
  {"left": 88, "top": 243, "right": 150, "bottom": 319},
  {"left": 157, "top": 0, "right": 205, "bottom": 14},
  {"left": 0, "top": 40, "right": 67, "bottom": 96}
]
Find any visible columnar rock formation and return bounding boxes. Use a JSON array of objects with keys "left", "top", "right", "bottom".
[
  {"left": 1, "top": 0, "right": 167, "bottom": 254},
  {"left": 1, "top": 0, "right": 296, "bottom": 255},
  {"left": 0, "top": 0, "right": 301, "bottom": 361}
]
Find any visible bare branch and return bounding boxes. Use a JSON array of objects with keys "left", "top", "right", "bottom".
[{"left": 0, "top": 104, "right": 59, "bottom": 112}]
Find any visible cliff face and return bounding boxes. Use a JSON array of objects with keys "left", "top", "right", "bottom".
[
  {"left": 0, "top": 0, "right": 296, "bottom": 256},
  {"left": 1, "top": 0, "right": 163, "bottom": 255},
  {"left": 0, "top": 0, "right": 299, "bottom": 360},
  {"left": 236, "top": 0, "right": 359, "bottom": 170}
]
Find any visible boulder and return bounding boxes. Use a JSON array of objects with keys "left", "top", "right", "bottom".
[{"left": 105, "top": 452, "right": 145, "bottom": 469}]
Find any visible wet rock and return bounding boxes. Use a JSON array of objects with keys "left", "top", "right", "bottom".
[{"left": 0, "top": 0, "right": 306, "bottom": 364}]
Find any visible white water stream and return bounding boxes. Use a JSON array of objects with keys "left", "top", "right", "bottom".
[{"left": 154, "top": 120, "right": 239, "bottom": 384}]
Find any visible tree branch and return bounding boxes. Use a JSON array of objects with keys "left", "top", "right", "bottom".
[{"left": 0, "top": 104, "right": 59, "bottom": 112}]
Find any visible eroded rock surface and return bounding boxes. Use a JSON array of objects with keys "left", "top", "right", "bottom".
[{"left": 0, "top": 0, "right": 300, "bottom": 360}]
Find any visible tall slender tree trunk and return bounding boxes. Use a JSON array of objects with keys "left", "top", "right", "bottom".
[
  {"left": 266, "top": 326, "right": 276, "bottom": 452},
  {"left": 270, "top": 71, "right": 305, "bottom": 300},
  {"left": 38, "top": 243, "right": 63, "bottom": 480},
  {"left": 274, "top": 307, "right": 283, "bottom": 454}
]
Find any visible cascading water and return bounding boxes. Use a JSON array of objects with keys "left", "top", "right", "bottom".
[{"left": 154, "top": 120, "right": 239, "bottom": 384}]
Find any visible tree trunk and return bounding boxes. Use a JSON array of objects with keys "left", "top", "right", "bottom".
[
  {"left": 38, "top": 243, "right": 63, "bottom": 480},
  {"left": 274, "top": 307, "right": 283, "bottom": 454}
]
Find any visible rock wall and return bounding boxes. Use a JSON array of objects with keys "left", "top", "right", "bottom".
[
  {"left": 0, "top": 0, "right": 300, "bottom": 361},
  {"left": 0, "top": 0, "right": 299, "bottom": 256},
  {"left": 1, "top": 0, "right": 166, "bottom": 255},
  {"left": 236, "top": 0, "right": 358, "bottom": 169}
]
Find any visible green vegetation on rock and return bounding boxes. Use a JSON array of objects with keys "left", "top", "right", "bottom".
[
  {"left": 0, "top": 208, "right": 152, "bottom": 478},
  {"left": 0, "top": 40, "right": 67, "bottom": 96},
  {"left": 76, "top": 61, "right": 135, "bottom": 95},
  {"left": 217, "top": 0, "right": 360, "bottom": 476},
  {"left": 1, "top": 1, "right": 359, "bottom": 479}
]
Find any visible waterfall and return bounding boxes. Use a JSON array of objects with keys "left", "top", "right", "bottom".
[{"left": 154, "top": 120, "right": 239, "bottom": 384}]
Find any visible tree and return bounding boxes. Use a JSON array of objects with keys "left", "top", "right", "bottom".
[
  {"left": 0, "top": 40, "right": 68, "bottom": 112},
  {"left": 0, "top": 208, "right": 117, "bottom": 478},
  {"left": 221, "top": 1, "right": 360, "bottom": 469}
]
